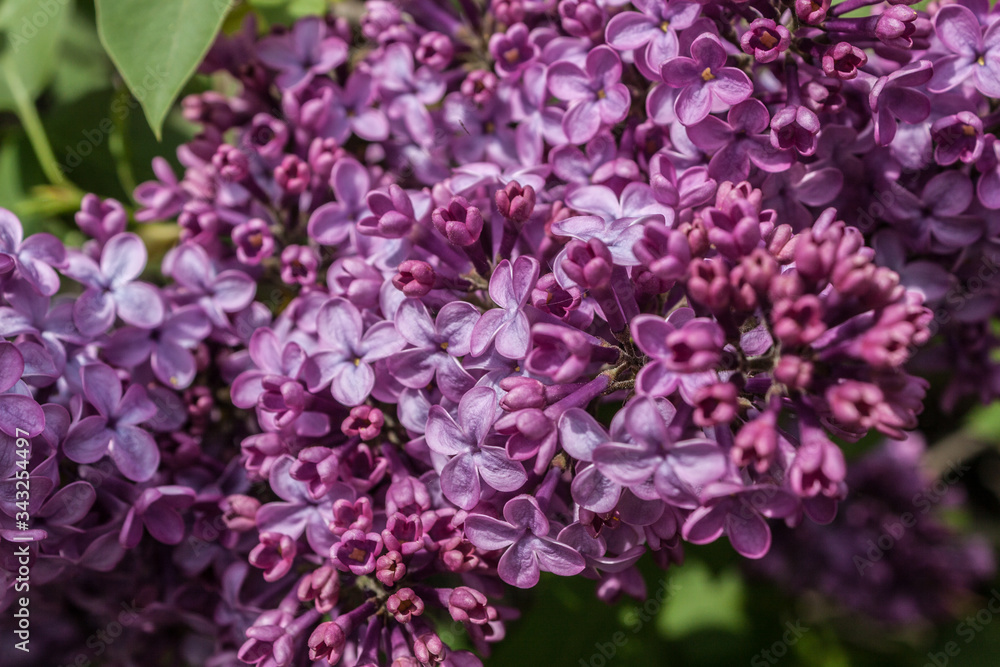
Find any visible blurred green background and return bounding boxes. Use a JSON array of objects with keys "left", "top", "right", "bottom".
[{"left": 3, "top": 0, "right": 1000, "bottom": 666}]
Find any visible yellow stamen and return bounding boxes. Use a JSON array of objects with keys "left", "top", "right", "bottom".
[
  {"left": 597, "top": 89, "right": 607, "bottom": 99},
  {"left": 978, "top": 56, "right": 986, "bottom": 66},
  {"left": 701, "top": 67, "right": 716, "bottom": 82},
  {"left": 660, "top": 21, "right": 670, "bottom": 32},
  {"left": 504, "top": 48, "right": 520, "bottom": 64},
  {"left": 963, "top": 124, "right": 977, "bottom": 136},
  {"left": 440, "top": 342, "right": 449, "bottom": 350},
  {"left": 349, "top": 547, "right": 366, "bottom": 562},
  {"left": 353, "top": 357, "right": 361, "bottom": 367},
  {"left": 759, "top": 32, "right": 778, "bottom": 49}
]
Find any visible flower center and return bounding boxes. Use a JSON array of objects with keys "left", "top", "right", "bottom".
[
  {"left": 596, "top": 88, "right": 607, "bottom": 99},
  {"left": 978, "top": 56, "right": 986, "bottom": 66},
  {"left": 963, "top": 124, "right": 977, "bottom": 136},
  {"left": 349, "top": 547, "right": 367, "bottom": 562},
  {"left": 758, "top": 31, "right": 778, "bottom": 49},
  {"left": 660, "top": 20, "right": 670, "bottom": 32},
  {"left": 504, "top": 47, "right": 520, "bottom": 64},
  {"left": 701, "top": 67, "right": 716, "bottom": 82}
]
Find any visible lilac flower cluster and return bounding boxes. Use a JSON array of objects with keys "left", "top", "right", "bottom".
[{"left": 4, "top": 0, "right": 998, "bottom": 663}]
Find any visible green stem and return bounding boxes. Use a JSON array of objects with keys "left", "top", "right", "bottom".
[{"left": 3, "top": 58, "right": 69, "bottom": 188}]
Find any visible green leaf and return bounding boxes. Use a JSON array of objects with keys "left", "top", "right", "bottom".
[
  {"left": 0, "top": 0, "right": 72, "bottom": 110},
  {"left": 94, "top": 0, "right": 232, "bottom": 140},
  {"left": 657, "top": 560, "right": 747, "bottom": 638}
]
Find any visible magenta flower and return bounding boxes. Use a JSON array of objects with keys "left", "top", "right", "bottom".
[
  {"left": 304, "top": 298, "right": 404, "bottom": 406},
  {"left": 604, "top": 0, "right": 700, "bottom": 79},
  {"left": 928, "top": 5, "right": 1000, "bottom": 97},
  {"left": 682, "top": 480, "right": 798, "bottom": 558},
  {"left": 0, "top": 342, "right": 44, "bottom": 437},
  {"left": 62, "top": 363, "right": 160, "bottom": 482},
  {"left": 425, "top": 387, "right": 527, "bottom": 510},
  {"left": 256, "top": 16, "right": 348, "bottom": 91},
  {"left": 589, "top": 397, "right": 727, "bottom": 507},
  {"left": 388, "top": 299, "right": 478, "bottom": 401},
  {"left": 0, "top": 208, "right": 66, "bottom": 296},
  {"left": 104, "top": 304, "right": 211, "bottom": 389},
  {"left": 551, "top": 182, "right": 669, "bottom": 266},
  {"left": 869, "top": 60, "right": 933, "bottom": 146},
  {"left": 464, "top": 495, "right": 585, "bottom": 588},
  {"left": 661, "top": 34, "right": 753, "bottom": 126},
  {"left": 470, "top": 256, "right": 540, "bottom": 359},
  {"left": 165, "top": 242, "right": 257, "bottom": 327},
  {"left": 308, "top": 158, "right": 371, "bottom": 245},
  {"left": 548, "top": 46, "right": 631, "bottom": 144},
  {"left": 332, "top": 529, "right": 383, "bottom": 575},
  {"left": 120, "top": 485, "right": 197, "bottom": 548},
  {"left": 631, "top": 308, "right": 724, "bottom": 398},
  {"left": 686, "top": 99, "right": 792, "bottom": 183}
]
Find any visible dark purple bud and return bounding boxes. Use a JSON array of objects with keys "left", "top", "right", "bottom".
[
  {"left": 461, "top": 69, "right": 499, "bottom": 107},
  {"left": 221, "top": 494, "right": 260, "bottom": 532},
  {"left": 307, "top": 137, "right": 345, "bottom": 181},
  {"left": 795, "top": 0, "right": 830, "bottom": 24},
  {"left": 332, "top": 529, "right": 383, "bottom": 575},
  {"left": 416, "top": 32, "right": 454, "bottom": 70},
  {"left": 561, "top": 239, "right": 613, "bottom": 288},
  {"left": 393, "top": 260, "right": 436, "bottom": 297},
  {"left": 342, "top": 405, "right": 385, "bottom": 440},
  {"left": 383, "top": 512, "right": 424, "bottom": 555},
  {"left": 280, "top": 245, "right": 319, "bottom": 286},
  {"left": 249, "top": 532, "right": 297, "bottom": 582},
  {"left": 874, "top": 5, "right": 918, "bottom": 47},
  {"left": 770, "top": 105, "right": 820, "bottom": 156},
  {"left": 634, "top": 223, "right": 691, "bottom": 283},
  {"left": 432, "top": 197, "right": 484, "bottom": 246},
  {"left": 499, "top": 376, "right": 547, "bottom": 411},
  {"left": 275, "top": 154, "right": 311, "bottom": 195},
  {"left": 387, "top": 588, "right": 425, "bottom": 623},
  {"left": 687, "top": 257, "right": 732, "bottom": 311},
  {"left": 495, "top": 181, "right": 536, "bottom": 222},
  {"left": 375, "top": 550, "right": 407, "bottom": 586},
  {"left": 692, "top": 383, "right": 738, "bottom": 427},
  {"left": 740, "top": 19, "right": 790, "bottom": 63},
  {"left": 530, "top": 273, "right": 583, "bottom": 320},
  {"left": 232, "top": 218, "right": 276, "bottom": 265},
  {"left": 76, "top": 194, "right": 127, "bottom": 244},
  {"left": 558, "top": 0, "right": 606, "bottom": 38},
  {"left": 360, "top": 185, "right": 416, "bottom": 238},
  {"left": 308, "top": 621, "right": 346, "bottom": 663},
  {"left": 774, "top": 355, "right": 813, "bottom": 390},
  {"left": 492, "top": 0, "right": 526, "bottom": 26},
  {"left": 449, "top": 587, "right": 497, "bottom": 625},
  {"left": 733, "top": 411, "right": 778, "bottom": 472},
  {"left": 386, "top": 477, "right": 432, "bottom": 516},
  {"left": 931, "top": 112, "right": 984, "bottom": 166},
  {"left": 822, "top": 42, "right": 867, "bottom": 80},
  {"left": 330, "top": 497, "right": 374, "bottom": 537},
  {"left": 772, "top": 295, "right": 826, "bottom": 346},
  {"left": 212, "top": 144, "right": 249, "bottom": 182},
  {"left": 297, "top": 565, "right": 340, "bottom": 613},
  {"left": 413, "top": 632, "right": 446, "bottom": 665}
]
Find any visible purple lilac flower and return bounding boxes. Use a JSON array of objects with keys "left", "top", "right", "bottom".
[{"left": 661, "top": 34, "right": 753, "bottom": 126}]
